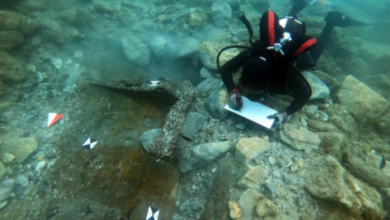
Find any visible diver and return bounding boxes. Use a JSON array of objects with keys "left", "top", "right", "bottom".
[{"left": 220, "top": 0, "right": 369, "bottom": 128}]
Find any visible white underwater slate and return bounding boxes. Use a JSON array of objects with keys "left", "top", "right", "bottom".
[{"left": 224, "top": 96, "right": 277, "bottom": 129}]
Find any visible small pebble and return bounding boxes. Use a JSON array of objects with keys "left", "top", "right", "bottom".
[
  {"left": 35, "top": 161, "right": 47, "bottom": 176},
  {"left": 2, "top": 153, "right": 15, "bottom": 164},
  {"left": 268, "top": 156, "right": 276, "bottom": 166},
  {"left": 291, "top": 160, "right": 304, "bottom": 172}
]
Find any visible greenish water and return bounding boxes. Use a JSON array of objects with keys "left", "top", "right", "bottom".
[{"left": 0, "top": 0, "right": 389, "bottom": 220}]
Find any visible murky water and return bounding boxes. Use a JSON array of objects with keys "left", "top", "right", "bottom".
[{"left": 0, "top": 0, "right": 390, "bottom": 219}]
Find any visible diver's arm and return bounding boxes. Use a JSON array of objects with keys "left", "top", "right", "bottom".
[
  {"left": 220, "top": 50, "right": 255, "bottom": 92},
  {"left": 284, "top": 75, "right": 311, "bottom": 116}
]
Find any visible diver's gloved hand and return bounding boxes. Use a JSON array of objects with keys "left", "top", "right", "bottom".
[
  {"left": 267, "top": 111, "right": 288, "bottom": 129},
  {"left": 228, "top": 88, "right": 243, "bottom": 111},
  {"left": 324, "top": 11, "right": 370, "bottom": 27}
]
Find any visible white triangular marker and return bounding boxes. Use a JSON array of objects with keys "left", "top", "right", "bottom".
[
  {"left": 83, "top": 138, "right": 91, "bottom": 146},
  {"left": 90, "top": 141, "right": 97, "bottom": 149}
]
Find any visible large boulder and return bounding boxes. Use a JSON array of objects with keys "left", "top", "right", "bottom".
[
  {"left": 0, "top": 136, "right": 38, "bottom": 164},
  {"left": 235, "top": 137, "right": 270, "bottom": 165},
  {"left": 238, "top": 188, "right": 263, "bottom": 220},
  {"left": 255, "top": 198, "right": 278, "bottom": 218},
  {"left": 176, "top": 37, "right": 200, "bottom": 58},
  {"left": 336, "top": 75, "right": 389, "bottom": 123},
  {"left": 140, "top": 129, "right": 161, "bottom": 152},
  {"left": 121, "top": 36, "right": 150, "bottom": 66},
  {"left": 0, "top": 179, "right": 14, "bottom": 201},
  {"left": 0, "top": 11, "right": 39, "bottom": 34},
  {"left": 279, "top": 123, "right": 321, "bottom": 151},
  {"left": 198, "top": 41, "right": 239, "bottom": 71},
  {"left": 181, "top": 112, "right": 207, "bottom": 141},
  {"left": 179, "top": 141, "right": 231, "bottom": 173},
  {"left": 211, "top": 1, "right": 232, "bottom": 28},
  {"left": 304, "top": 155, "right": 385, "bottom": 219},
  {"left": 204, "top": 88, "right": 229, "bottom": 119},
  {"left": 237, "top": 165, "right": 268, "bottom": 190},
  {"left": 200, "top": 67, "right": 213, "bottom": 80},
  {"left": 195, "top": 78, "right": 221, "bottom": 97},
  {"left": 301, "top": 70, "right": 330, "bottom": 100},
  {"left": 0, "top": 52, "right": 26, "bottom": 82},
  {"left": 0, "top": 31, "right": 24, "bottom": 52}
]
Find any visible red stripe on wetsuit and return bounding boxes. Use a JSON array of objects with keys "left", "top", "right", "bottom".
[
  {"left": 268, "top": 12, "right": 275, "bottom": 46},
  {"left": 292, "top": 38, "right": 317, "bottom": 58}
]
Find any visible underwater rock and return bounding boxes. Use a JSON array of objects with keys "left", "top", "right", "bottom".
[
  {"left": 237, "top": 165, "right": 268, "bottom": 190},
  {"left": 149, "top": 36, "right": 176, "bottom": 58},
  {"left": 238, "top": 188, "right": 263, "bottom": 220},
  {"left": 35, "top": 161, "right": 46, "bottom": 176},
  {"left": 304, "top": 155, "right": 385, "bottom": 218},
  {"left": 377, "top": 111, "right": 390, "bottom": 143},
  {"left": 0, "top": 52, "right": 26, "bottom": 82},
  {"left": 0, "top": 201, "right": 7, "bottom": 210},
  {"left": 0, "top": 11, "right": 39, "bottom": 34},
  {"left": 2, "top": 153, "right": 14, "bottom": 164},
  {"left": 0, "top": 162, "right": 5, "bottom": 179},
  {"left": 188, "top": 9, "right": 207, "bottom": 29},
  {"left": 179, "top": 198, "right": 204, "bottom": 216},
  {"left": 304, "top": 104, "right": 318, "bottom": 115},
  {"left": 364, "top": 74, "right": 390, "bottom": 101},
  {"left": 177, "top": 38, "right": 201, "bottom": 58},
  {"left": 121, "top": 35, "right": 150, "bottom": 66},
  {"left": 344, "top": 155, "right": 390, "bottom": 189},
  {"left": 179, "top": 141, "right": 230, "bottom": 173},
  {"left": 198, "top": 41, "right": 239, "bottom": 71},
  {"left": 0, "top": 31, "right": 24, "bottom": 52},
  {"left": 195, "top": 78, "right": 221, "bottom": 97},
  {"left": 0, "top": 136, "right": 37, "bottom": 164},
  {"left": 263, "top": 179, "right": 277, "bottom": 199},
  {"left": 228, "top": 201, "right": 242, "bottom": 220},
  {"left": 255, "top": 198, "right": 278, "bottom": 217},
  {"left": 318, "top": 132, "right": 344, "bottom": 160},
  {"left": 235, "top": 137, "right": 270, "bottom": 165},
  {"left": 306, "top": 119, "right": 339, "bottom": 133},
  {"left": 25, "top": 64, "right": 36, "bottom": 74},
  {"left": 149, "top": 81, "right": 194, "bottom": 159},
  {"left": 326, "top": 104, "right": 359, "bottom": 140},
  {"left": 140, "top": 129, "right": 161, "bottom": 153},
  {"left": 0, "top": 178, "right": 14, "bottom": 201},
  {"left": 50, "top": 58, "right": 62, "bottom": 69},
  {"left": 290, "top": 160, "right": 304, "bottom": 172},
  {"left": 181, "top": 112, "right": 207, "bottom": 141},
  {"left": 301, "top": 71, "right": 330, "bottom": 100},
  {"left": 337, "top": 75, "right": 389, "bottom": 123},
  {"left": 211, "top": 1, "right": 232, "bottom": 28},
  {"left": 204, "top": 88, "right": 229, "bottom": 119},
  {"left": 200, "top": 67, "right": 213, "bottom": 80},
  {"left": 279, "top": 124, "right": 321, "bottom": 151},
  {"left": 92, "top": 78, "right": 178, "bottom": 105}
]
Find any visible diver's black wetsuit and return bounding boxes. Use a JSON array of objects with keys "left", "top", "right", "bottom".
[{"left": 220, "top": 13, "right": 334, "bottom": 116}]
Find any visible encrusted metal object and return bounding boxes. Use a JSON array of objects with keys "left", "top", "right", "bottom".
[
  {"left": 91, "top": 77, "right": 178, "bottom": 105},
  {"left": 149, "top": 81, "right": 194, "bottom": 159}
]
